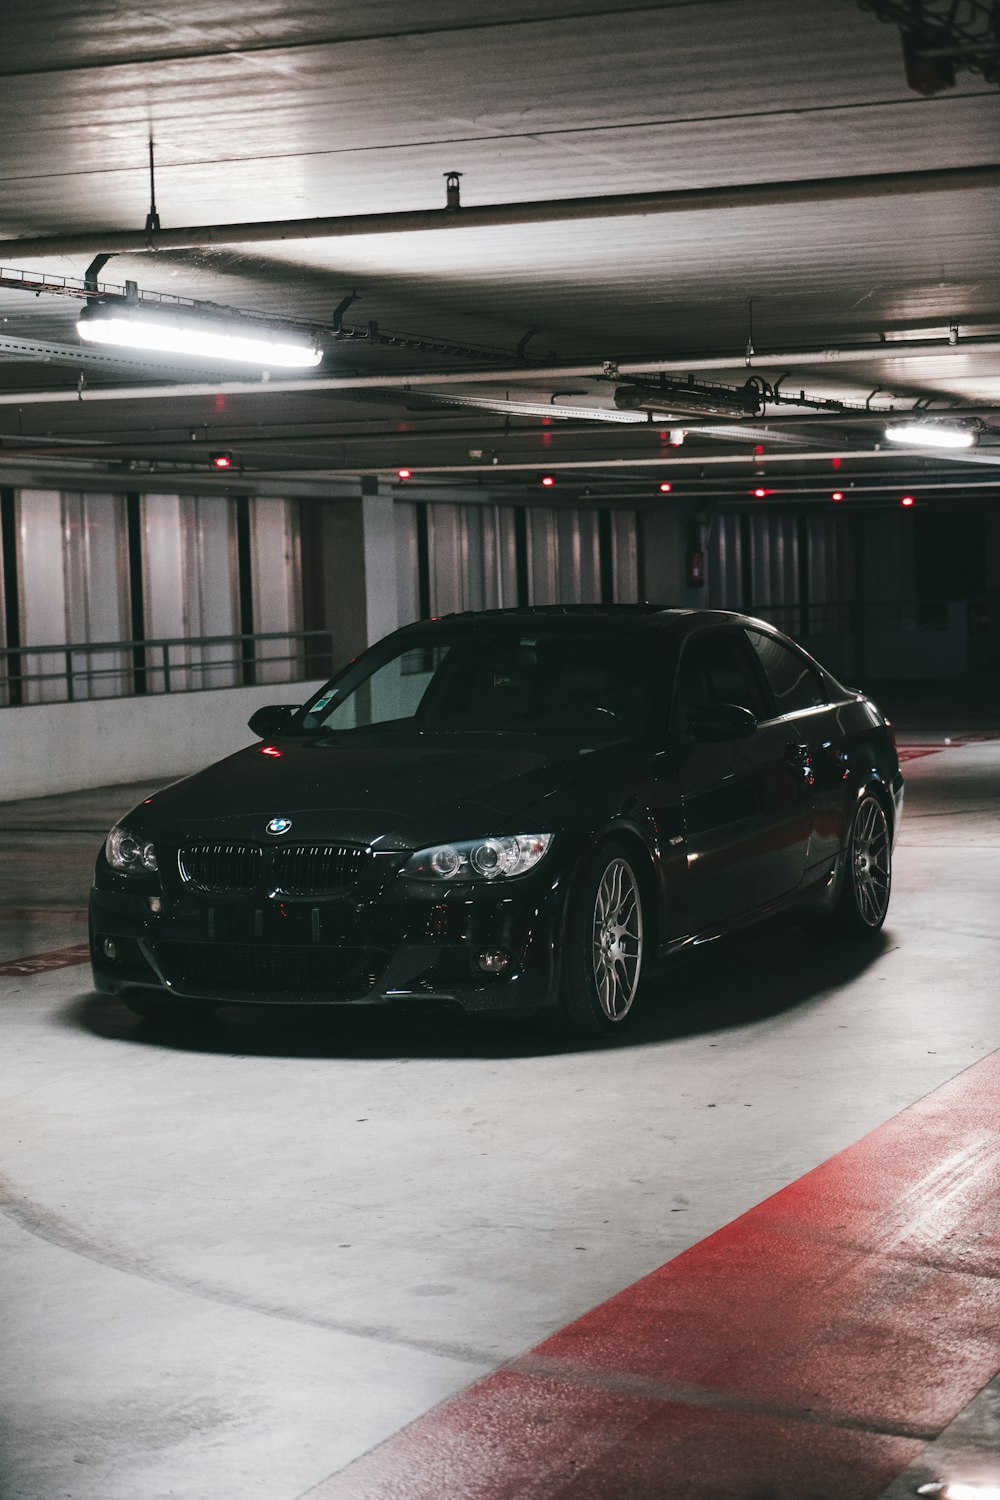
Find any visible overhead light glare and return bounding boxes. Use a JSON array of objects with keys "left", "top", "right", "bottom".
[
  {"left": 901, "top": 494, "right": 916, "bottom": 507},
  {"left": 752, "top": 487, "right": 774, "bottom": 498},
  {"left": 210, "top": 451, "right": 232, "bottom": 470},
  {"left": 919, "top": 1484, "right": 1000, "bottom": 1500},
  {"left": 832, "top": 491, "right": 844, "bottom": 501},
  {"left": 540, "top": 475, "right": 555, "bottom": 488},
  {"left": 885, "top": 421, "right": 975, "bottom": 449},
  {"left": 659, "top": 481, "right": 672, "bottom": 493},
  {"left": 77, "top": 303, "right": 323, "bottom": 369},
  {"left": 396, "top": 467, "right": 412, "bottom": 480}
]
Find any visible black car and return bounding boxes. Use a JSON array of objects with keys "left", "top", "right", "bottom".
[{"left": 90, "top": 606, "right": 903, "bottom": 1037}]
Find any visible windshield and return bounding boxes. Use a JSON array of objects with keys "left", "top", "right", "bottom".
[{"left": 302, "top": 631, "right": 658, "bottom": 740}]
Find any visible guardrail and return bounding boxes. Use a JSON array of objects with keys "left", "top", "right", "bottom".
[
  {"left": 746, "top": 599, "right": 957, "bottom": 636},
  {"left": 0, "top": 629, "right": 335, "bottom": 708}
]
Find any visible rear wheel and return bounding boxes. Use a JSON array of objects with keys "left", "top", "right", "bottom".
[
  {"left": 830, "top": 792, "right": 892, "bottom": 936},
  {"left": 553, "top": 842, "right": 645, "bottom": 1039}
]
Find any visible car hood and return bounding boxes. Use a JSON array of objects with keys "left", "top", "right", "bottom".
[{"left": 133, "top": 732, "right": 629, "bottom": 848}]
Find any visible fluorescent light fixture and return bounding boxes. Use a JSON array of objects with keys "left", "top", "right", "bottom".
[
  {"left": 885, "top": 421, "right": 975, "bottom": 449},
  {"left": 77, "top": 303, "right": 322, "bottom": 369},
  {"left": 615, "top": 380, "right": 761, "bottom": 420}
]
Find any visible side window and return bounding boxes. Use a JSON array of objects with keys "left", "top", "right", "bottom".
[
  {"left": 746, "top": 630, "right": 827, "bottom": 716},
  {"left": 671, "top": 630, "right": 768, "bottom": 730}
]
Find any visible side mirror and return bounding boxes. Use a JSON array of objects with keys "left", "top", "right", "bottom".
[
  {"left": 686, "top": 702, "right": 757, "bottom": 741},
  {"left": 247, "top": 704, "right": 299, "bottom": 737}
]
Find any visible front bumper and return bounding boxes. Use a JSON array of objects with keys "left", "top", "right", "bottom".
[
  {"left": 889, "top": 768, "right": 905, "bottom": 847},
  {"left": 90, "top": 842, "right": 580, "bottom": 1013}
]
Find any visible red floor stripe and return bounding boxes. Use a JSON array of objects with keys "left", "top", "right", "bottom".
[
  {"left": 0, "top": 944, "right": 91, "bottom": 977},
  {"left": 0, "top": 908, "right": 87, "bottom": 924},
  {"left": 307, "top": 1051, "right": 1000, "bottom": 1500}
]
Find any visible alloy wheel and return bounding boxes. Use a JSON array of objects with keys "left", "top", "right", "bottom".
[
  {"left": 591, "top": 857, "right": 643, "bottom": 1021},
  {"left": 851, "top": 795, "right": 891, "bottom": 927}
]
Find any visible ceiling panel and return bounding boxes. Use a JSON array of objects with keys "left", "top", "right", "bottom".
[{"left": 0, "top": 0, "right": 997, "bottom": 489}]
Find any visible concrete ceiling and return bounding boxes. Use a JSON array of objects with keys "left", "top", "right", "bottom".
[{"left": 0, "top": 0, "right": 998, "bottom": 500}]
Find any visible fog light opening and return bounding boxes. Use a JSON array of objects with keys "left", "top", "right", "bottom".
[
  {"left": 102, "top": 938, "right": 117, "bottom": 960},
  {"left": 476, "top": 949, "right": 512, "bottom": 975}
]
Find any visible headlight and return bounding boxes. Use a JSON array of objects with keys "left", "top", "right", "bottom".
[
  {"left": 401, "top": 834, "right": 552, "bottom": 882},
  {"left": 105, "top": 825, "right": 158, "bottom": 875}
]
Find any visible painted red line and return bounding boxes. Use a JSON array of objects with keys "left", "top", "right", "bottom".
[
  {"left": 0, "top": 944, "right": 92, "bottom": 977},
  {"left": 0, "top": 850, "right": 86, "bottom": 862},
  {"left": 897, "top": 734, "right": 1000, "bottom": 763},
  {"left": 0, "top": 908, "right": 88, "bottom": 924},
  {"left": 307, "top": 1051, "right": 1000, "bottom": 1500}
]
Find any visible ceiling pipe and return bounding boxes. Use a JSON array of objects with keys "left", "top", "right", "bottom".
[
  {"left": 202, "top": 450, "right": 1000, "bottom": 477},
  {"left": 2, "top": 334, "right": 1000, "bottom": 407},
  {"left": 0, "top": 163, "right": 997, "bottom": 260}
]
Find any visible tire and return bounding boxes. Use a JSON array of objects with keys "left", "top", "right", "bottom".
[
  {"left": 829, "top": 791, "right": 893, "bottom": 937},
  {"left": 122, "top": 993, "right": 218, "bottom": 1024},
  {"left": 553, "top": 841, "right": 645, "bottom": 1039}
]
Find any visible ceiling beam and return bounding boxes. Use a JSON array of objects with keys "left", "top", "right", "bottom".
[
  {"left": 0, "top": 163, "right": 997, "bottom": 260},
  {"left": 2, "top": 331, "right": 1000, "bottom": 405}
]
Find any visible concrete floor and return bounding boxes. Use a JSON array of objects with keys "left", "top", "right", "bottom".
[{"left": 1, "top": 728, "right": 999, "bottom": 1499}]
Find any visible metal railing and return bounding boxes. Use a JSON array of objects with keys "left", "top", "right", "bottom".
[
  {"left": 745, "top": 598, "right": 957, "bottom": 637},
  {"left": 0, "top": 629, "right": 335, "bottom": 708}
]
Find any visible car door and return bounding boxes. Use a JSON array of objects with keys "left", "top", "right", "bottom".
[
  {"left": 743, "top": 627, "right": 845, "bottom": 875},
  {"left": 654, "top": 627, "right": 813, "bottom": 934}
]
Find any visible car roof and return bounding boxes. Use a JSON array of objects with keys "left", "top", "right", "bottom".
[{"left": 400, "top": 605, "right": 777, "bottom": 634}]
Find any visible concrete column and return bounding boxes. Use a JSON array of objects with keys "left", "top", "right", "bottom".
[
  {"left": 639, "top": 502, "right": 706, "bottom": 609},
  {"left": 317, "top": 482, "right": 399, "bottom": 670}
]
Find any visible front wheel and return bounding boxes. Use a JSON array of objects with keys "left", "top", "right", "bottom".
[
  {"left": 831, "top": 792, "right": 892, "bottom": 936},
  {"left": 554, "top": 842, "right": 645, "bottom": 1039}
]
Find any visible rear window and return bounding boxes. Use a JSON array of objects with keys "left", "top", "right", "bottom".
[{"left": 746, "top": 630, "right": 827, "bottom": 715}]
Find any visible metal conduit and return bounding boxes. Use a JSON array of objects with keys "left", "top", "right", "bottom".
[
  {"left": 2, "top": 335, "right": 1000, "bottom": 407},
  {"left": 0, "top": 164, "right": 997, "bottom": 260},
  {"left": 291, "top": 450, "right": 1000, "bottom": 476}
]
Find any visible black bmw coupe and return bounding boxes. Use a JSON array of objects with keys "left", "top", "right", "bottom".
[{"left": 90, "top": 606, "right": 903, "bottom": 1037}]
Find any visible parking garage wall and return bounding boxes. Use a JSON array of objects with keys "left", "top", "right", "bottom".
[
  {"left": 703, "top": 505, "right": 999, "bottom": 679},
  {"left": 0, "top": 485, "right": 644, "bottom": 800},
  {"left": 0, "top": 486, "right": 304, "bottom": 706},
  {"left": 395, "top": 499, "right": 641, "bottom": 620}
]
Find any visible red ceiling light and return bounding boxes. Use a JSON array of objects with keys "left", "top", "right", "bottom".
[
  {"left": 832, "top": 456, "right": 841, "bottom": 470},
  {"left": 259, "top": 745, "right": 282, "bottom": 758},
  {"left": 752, "top": 486, "right": 774, "bottom": 498},
  {"left": 210, "top": 451, "right": 232, "bottom": 470},
  {"left": 540, "top": 475, "right": 555, "bottom": 487},
  {"left": 754, "top": 444, "right": 765, "bottom": 455},
  {"left": 396, "top": 467, "right": 412, "bottom": 480},
  {"left": 832, "top": 490, "right": 844, "bottom": 502},
  {"left": 659, "top": 481, "right": 672, "bottom": 493},
  {"left": 901, "top": 494, "right": 916, "bottom": 507}
]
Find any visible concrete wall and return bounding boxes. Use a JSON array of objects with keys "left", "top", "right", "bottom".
[{"left": 0, "top": 681, "right": 325, "bottom": 803}]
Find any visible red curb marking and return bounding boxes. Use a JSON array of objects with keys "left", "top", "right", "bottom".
[
  {"left": 0, "top": 944, "right": 92, "bottom": 977},
  {"left": 307, "top": 1051, "right": 1000, "bottom": 1499},
  {"left": 897, "top": 746, "right": 947, "bottom": 762},
  {"left": 0, "top": 850, "right": 86, "bottom": 862},
  {"left": 0, "top": 908, "right": 87, "bottom": 924},
  {"left": 897, "top": 734, "right": 999, "bottom": 764}
]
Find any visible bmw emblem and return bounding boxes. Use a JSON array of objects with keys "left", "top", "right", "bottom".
[{"left": 266, "top": 817, "right": 293, "bottom": 836}]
